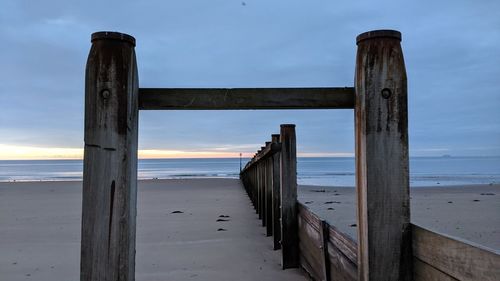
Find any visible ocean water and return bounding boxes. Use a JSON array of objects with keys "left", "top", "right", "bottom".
[{"left": 0, "top": 157, "right": 499, "bottom": 187}]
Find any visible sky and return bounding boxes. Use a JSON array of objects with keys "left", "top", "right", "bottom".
[{"left": 0, "top": 0, "right": 499, "bottom": 159}]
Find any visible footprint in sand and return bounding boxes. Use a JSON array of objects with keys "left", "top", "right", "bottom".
[{"left": 325, "top": 201, "right": 341, "bottom": 204}]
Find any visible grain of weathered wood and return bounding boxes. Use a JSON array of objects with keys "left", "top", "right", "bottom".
[
  {"left": 298, "top": 203, "right": 357, "bottom": 281},
  {"left": 280, "top": 124, "right": 299, "bottom": 269},
  {"left": 413, "top": 258, "right": 458, "bottom": 281},
  {"left": 354, "top": 29, "right": 411, "bottom": 281},
  {"left": 139, "top": 87, "right": 354, "bottom": 110},
  {"left": 81, "top": 31, "right": 139, "bottom": 281},
  {"left": 412, "top": 224, "right": 500, "bottom": 281},
  {"left": 297, "top": 203, "right": 321, "bottom": 231},
  {"left": 298, "top": 214, "right": 323, "bottom": 280},
  {"left": 328, "top": 224, "right": 357, "bottom": 265},
  {"left": 327, "top": 241, "right": 358, "bottom": 281},
  {"left": 271, "top": 134, "right": 282, "bottom": 250}
]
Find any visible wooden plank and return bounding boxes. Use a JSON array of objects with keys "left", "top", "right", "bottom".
[
  {"left": 298, "top": 213, "right": 323, "bottom": 280},
  {"left": 280, "top": 124, "right": 299, "bottom": 269},
  {"left": 327, "top": 241, "right": 358, "bottom": 281},
  {"left": 354, "top": 29, "right": 412, "bottom": 281},
  {"left": 412, "top": 224, "right": 500, "bottom": 281},
  {"left": 271, "top": 134, "right": 281, "bottom": 250},
  {"left": 413, "top": 258, "right": 458, "bottom": 281},
  {"left": 299, "top": 203, "right": 357, "bottom": 281},
  {"left": 328, "top": 224, "right": 357, "bottom": 265},
  {"left": 81, "top": 31, "right": 139, "bottom": 281},
  {"left": 139, "top": 87, "right": 355, "bottom": 110},
  {"left": 297, "top": 203, "right": 321, "bottom": 231}
]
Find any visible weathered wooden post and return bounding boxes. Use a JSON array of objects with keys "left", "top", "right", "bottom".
[
  {"left": 280, "top": 124, "right": 299, "bottom": 269},
  {"left": 260, "top": 146, "right": 266, "bottom": 227},
  {"left": 354, "top": 30, "right": 412, "bottom": 281},
  {"left": 257, "top": 151, "right": 262, "bottom": 218},
  {"left": 81, "top": 32, "right": 139, "bottom": 281},
  {"left": 271, "top": 134, "right": 281, "bottom": 250},
  {"left": 265, "top": 142, "right": 273, "bottom": 236}
]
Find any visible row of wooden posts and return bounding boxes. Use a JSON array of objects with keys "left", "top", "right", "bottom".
[{"left": 240, "top": 124, "right": 299, "bottom": 268}]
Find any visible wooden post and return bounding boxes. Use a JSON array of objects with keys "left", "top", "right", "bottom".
[
  {"left": 319, "top": 220, "right": 331, "bottom": 281},
  {"left": 354, "top": 30, "right": 412, "bottom": 281},
  {"left": 257, "top": 151, "right": 262, "bottom": 218},
  {"left": 252, "top": 167, "right": 257, "bottom": 209},
  {"left": 260, "top": 146, "right": 266, "bottom": 227},
  {"left": 271, "top": 134, "right": 281, "bottom": 250},
  {"left": 266, "top": 156, "right": 273, "bottom": 237},
  {"left": 280, "top": 124, "right": 299, "bottom": 269},
  {"left": 81, "top": 32, "right": 139, "bottom": 281}
]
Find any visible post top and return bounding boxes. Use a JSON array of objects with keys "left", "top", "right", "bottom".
[
  {"left": 280, "top": 124, "right": 296, "bottom": 128},
  {"left": 91, "top": 31, "right": 136, "bottom": 46},
  {"left": 271, "top": 134, "right": 280, "bottom": 138},
  {"left": 356, "top": 30, "right": 401, "bottom": 44}
]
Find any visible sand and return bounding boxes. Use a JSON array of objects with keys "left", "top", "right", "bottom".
[
  {"left": 299, "top": 184, "right": 500, "bottom": 250},
  {"left": 0, "top": 179, "right": 306, "bottom": 281},
  {"left": 1, "top": 179, "right": 498, "bottom": 280}
]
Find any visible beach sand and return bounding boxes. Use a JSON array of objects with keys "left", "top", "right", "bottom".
[
  {"left": 1, "top": 179, "right": 498, "bottom": 280},
  {"left": 0, "top": 179, "right": 305, "bottom": 281},
  {"left": 299, "top": 184, "right": 500, "bottom": 250}
]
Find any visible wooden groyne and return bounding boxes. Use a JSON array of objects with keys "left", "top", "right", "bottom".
[
  {"left": 80, "top": 29, "right": 499, "bottom": 281},
  {"left": 240, "top": 127, "right": 500, "bottom": 281}
]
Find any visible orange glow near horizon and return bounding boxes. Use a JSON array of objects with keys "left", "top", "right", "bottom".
[{"left": 0, "top": 144, "right": 353, "bottom": 160}]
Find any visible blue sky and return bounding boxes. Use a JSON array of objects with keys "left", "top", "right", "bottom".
[{"left": 0, "top": 0, "right": 499, "bottom": 159}]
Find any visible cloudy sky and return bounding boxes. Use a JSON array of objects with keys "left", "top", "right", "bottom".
[{"left": 0, "top": 0, "right": 499, "bottom": 159}]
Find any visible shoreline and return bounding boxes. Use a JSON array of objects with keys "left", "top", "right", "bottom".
[{"left": 1, "top": 178, "right": 497, "bottom": 189}]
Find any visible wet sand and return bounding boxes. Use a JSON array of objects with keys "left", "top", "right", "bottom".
[{"left": 299, "top": 184, "right": 500, "bottom": 250}]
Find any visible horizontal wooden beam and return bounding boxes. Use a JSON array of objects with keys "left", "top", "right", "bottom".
[{"left": 139, "top": 87, "right": 354, "bottom": 110}]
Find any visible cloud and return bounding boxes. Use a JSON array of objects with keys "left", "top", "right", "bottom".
[{"left": 1, "top": 0, "right": 499, "bottom": 159}]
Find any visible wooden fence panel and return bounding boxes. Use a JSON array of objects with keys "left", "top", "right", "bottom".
[{"left": 412, "top": 224, "right": 500, "bottom": 281}]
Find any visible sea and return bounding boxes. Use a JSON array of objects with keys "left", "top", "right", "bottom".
[{"left": 0, "top": 157, "right": 499, "bottom": 187}]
